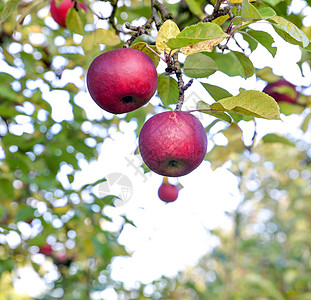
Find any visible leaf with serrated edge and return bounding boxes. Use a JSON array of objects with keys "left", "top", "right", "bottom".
[
  {"left": 166, "top": 23, "right": 229, "bottom": 49},
  {"left": 184, "top": 53, "right": 217, "bottom": 78},
  {"left": 156, "top": 20, "right": 180, "bottom": 53},
  {"left": 197, "top": 101, "right": 232, "bottom": 123},
  {"left": 131, "top": 42, "right": 160, "bottom": 67},
  {"left": 210, "top": 90, "right": 281, "bottom": 120},
  {"left": 269, "top": 16, "right": 309, "bottom": 48}
]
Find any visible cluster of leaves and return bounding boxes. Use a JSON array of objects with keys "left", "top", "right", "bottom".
[{"left": 0, "top": 0, "right": 310, "bottom": 299}]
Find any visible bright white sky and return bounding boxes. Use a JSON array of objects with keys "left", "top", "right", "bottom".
[{"left": 2, "top": 0, "right": 311, "bottom": 298}]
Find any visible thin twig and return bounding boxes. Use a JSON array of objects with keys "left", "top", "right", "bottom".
[
  {"left": 122, "top": 17, "right": 153, "bottom": 48},
  {"left": 200, "top": 5, "right": 231, "bottom": 23},
  {"left": 152, "top": 0, "right": 174, "bottom": 22}
]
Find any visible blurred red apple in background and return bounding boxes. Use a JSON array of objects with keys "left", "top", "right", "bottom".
[
  {"left": 39, "top": 243, "right": 53, "bottom": 256},
  {"left": 139, "top": 111, "right": 207, "bottom": 177},
  {"left": 263, "top": 79, "right": 299, "bottom": 104},
  {"left": 87, "top": 48, "right": 158, "bottom": 114},
  {"left": 50, "top": 0, "right": 87, "bottom": 27}
]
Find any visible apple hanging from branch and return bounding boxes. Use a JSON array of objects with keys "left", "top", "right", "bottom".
[
  {"left": 50, "top": 0, "right": 87, "bottom": 28},
  {"left": 87, "top": 48, "right": 158, "bottom": 114},
  {"left": 139, "top": 111, "right": 207, "bottom": 177},
  {"left": 263, "top": 79, "right": 299, "bottom": 104}
]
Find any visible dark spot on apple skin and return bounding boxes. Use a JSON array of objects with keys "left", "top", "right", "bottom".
[
  {"left": 168, "top": 160, "right": 178, "bottom": 167},
  {"left": 122, "top": 96, "right": 134, "bottom": 103},
  {"left": 179, "top": 123, "right": 183, "bottom": 126}
]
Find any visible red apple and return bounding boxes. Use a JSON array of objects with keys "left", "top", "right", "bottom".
[
  {"left": 86, "top": 48, "right": 158, "bottom": 114},
  {"left": 39, "top": 243, "right": 53, "bottom": 256},
  {"left": 139, "top": 111, "right": 207, "bottom": 177},
  {"left": 263, "top": 79, "right": 298, "bottom": 104},
  {"left": 158, "top": 182, "right": 179, "bottom": 203},
  {"left": 50, "top": 0, "right": 87, "bottom": 28}
]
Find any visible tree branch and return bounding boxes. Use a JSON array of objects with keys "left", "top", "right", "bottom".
[
  {"left": 200, "top": 5, "right": 231, "bottom": 23},
  {"left": 151, "top": 0, "right": 174, "bottom": 23},
  {"left": 123, "top": 17, "right": 153, "bottom": 48}
]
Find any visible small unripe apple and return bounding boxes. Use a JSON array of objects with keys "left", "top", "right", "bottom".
[
  {"left": 263, "top": 79, "right": 298, "bottom": 104},
  {"left": 158, "top": 182, "right": 179, "bottom": 203},
  {"left": 50, "top": 0, "right": 87, "bottom": 28},
  {"left": 139, "top": 111, "right": 207, "bottom": 177},
  {"left": 87, "top": 48, "right": 158, "bottom": 114}
]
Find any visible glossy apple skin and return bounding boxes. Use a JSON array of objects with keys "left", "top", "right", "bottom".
[
  {"left": 139, "top": 111, "right": 207, "bottom": 177},
  {"left": 263, "top": 80, "right": 298, "bottom": 104},
  {"left": 50, "top": 0, "right": 87, "bottom": 27},
  {"left": 158, "top": 183, "right": 179, "bottom": 203},
  {"left": 87, "top": 48, "right": 158, "bottom": 114}
]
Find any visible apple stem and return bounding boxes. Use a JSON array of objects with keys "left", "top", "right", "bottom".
[{"left": 145, "top": 44, "right": 167, "bottom": 63}]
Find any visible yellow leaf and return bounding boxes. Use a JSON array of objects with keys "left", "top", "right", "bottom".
[
  {"left": 212, "top": 14, "right": 230, "bottom": 25},
  {"left": 156, "top": 20, "right": 180, "bottom": 53},
  {"left": 130, "top": 42, "right": 160, "bottom": 66},
  {"left": 180, "top": 36, "right": 227, "bottom": 55}
]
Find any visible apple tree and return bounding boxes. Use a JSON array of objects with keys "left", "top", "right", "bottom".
[{"left": 0, "top": 0, "right": 310, "bottom": 298}]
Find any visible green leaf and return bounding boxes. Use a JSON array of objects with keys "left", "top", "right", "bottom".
[
  {"left": 66, "top": 6, "right": 86, "bottom": 35},
  {"left": 0, "top": 0, "right": 22, "bottom": 23},
  {"left": 197, "top": 101, "right": 232, "bottom": 123},
  {"left": 202, "top": 52, "right": 240, "bottom": 77},
  {"left": 201, "top": 82, "right": 233, "bottom": 101},
  {"left": 81, "top": 29, "right": 121, "bottom": 54},
  {"left": 231, "top": 51, "right": 255, "bottom": 79},
  {"left": 258, "top": 7, "right": 276, "bottom": 19},
  {"left": 157, "top": 74, "right": 179, "bottom": 107},
  {"left": 241, "top": 0, "right": 262, "bottom": 19},
  {"left": 210, "top": 90, "right": 281, "bottom": 120},
  {"left": 0, "top": 258, "right": 14, "bottom": 277},
  {"left": 277, "top": 101, "right": 304, "bottom": 116},
  {"left": 0, "top": 106, "right": 25, "bottom": 117},
  {"left": 0, "top": 178, "right": 14, "bottom": 198},
  {"left": 262, "top": 133, "right": 295, "bottom": 146},
  {"left": 16, "top": 205, "right": 35, "bottom": 222},
  {"left": 183, "top": 53, "right": 217, "bottom": 78},
  {"left": 131, "top": 42, "right": 160, "bottom": 67},
  {"left": 269, "top": 16, "right": 309, "bottom": 48},
  {"left": 184, "top": 0, "right": 204, "bottom": 18},
  {"left": 166, "top": 23, "right": 229, "bottom": 49},
  {"left": 241, "top": 30, "right": 277, "bottom": 57},
  {"left": 301, "top": 113, "right": 311, "bottom": 132}
]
